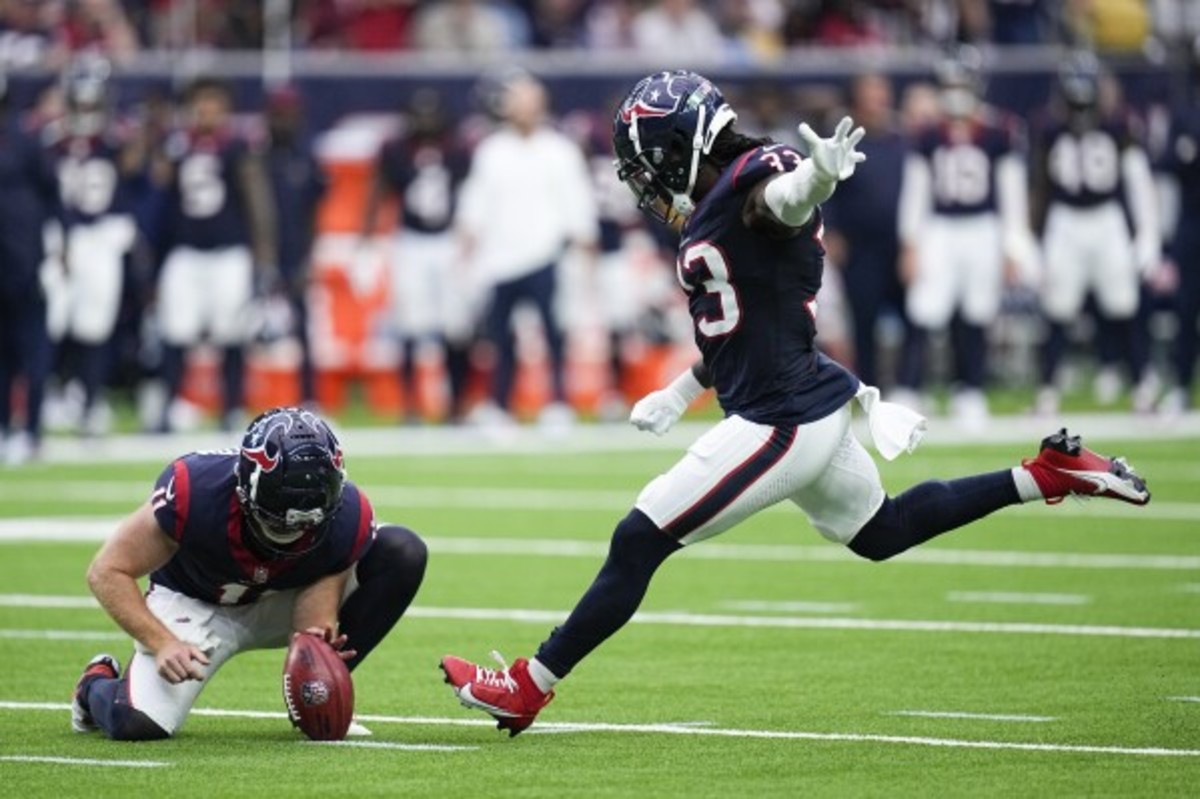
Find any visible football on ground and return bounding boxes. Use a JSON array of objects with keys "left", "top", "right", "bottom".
[{"left": 283, "top": 632, "right": 354, "bottom": 741}]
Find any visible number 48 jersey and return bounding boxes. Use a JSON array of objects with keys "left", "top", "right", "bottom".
[{"left": 678, "top": 143, "right": 859, "bottom": 427}]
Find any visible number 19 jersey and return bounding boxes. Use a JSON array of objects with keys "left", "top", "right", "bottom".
[{"left": 678, "top": 144, "right": 858, "bottom": 427}]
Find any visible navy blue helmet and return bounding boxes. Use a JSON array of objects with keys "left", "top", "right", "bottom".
[
  {"left": 236, "top": 407, "right": 346, "bottom": 559},
  {"left": 612, "top": 70, "right": 737, "bottom": 225},
  {"left": 1058, "top": 50, "right": 1102, "bottom": 110},
  {"left": 935, "top": 45, "right": 985, "bottom": 117}
]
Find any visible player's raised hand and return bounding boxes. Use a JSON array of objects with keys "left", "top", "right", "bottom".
[
  {"left": 155, "top": 639, "right": 210, "bottom": 684},
  {"left": 798, "top": 116, "right": 867, "bottom": 183}
]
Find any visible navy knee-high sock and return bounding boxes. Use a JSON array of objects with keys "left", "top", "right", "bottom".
[
  {"left": 82, "top": 676, "right": 169, "bottom": 741},
  {"left": 1040, "top": 321, "right": 1067, "bottom": 387},
  {"left": 220, "top": 346, "right": 244, "bottom": 417},
  {"left": 849, "top": 470, "right": 1020, "bottom": 561},
  {"left": 338, "top": 525, "right": 427, "bottom": 671},
  {"left": 535, "top": 510, "right": 681, "bottom": 678},
  {"left": 444, "top": 340, "right": 470, "bottom": 421},
  {"left": 400, "top": 338, "right": 418, "bottom": 414}
]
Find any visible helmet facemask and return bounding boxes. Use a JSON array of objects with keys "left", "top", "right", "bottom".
[
  {"left": 613, "top": 75, "right": 736, "bottom": 228},
  {"left": 236, "top": 408, "right": 346, "bottom": 560}
]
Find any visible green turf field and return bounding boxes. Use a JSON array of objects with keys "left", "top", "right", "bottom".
[{"left": 1, "top": 432, "right": 1198, "bottom": 797}]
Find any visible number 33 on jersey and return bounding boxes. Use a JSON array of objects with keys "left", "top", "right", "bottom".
[{"left": 674, "top": 143, "right": 857, "bottom": 428}]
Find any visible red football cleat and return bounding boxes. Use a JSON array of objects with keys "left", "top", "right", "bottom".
[
  {"left": 440, "top": 652, "right": 553, "bottom": 737},
  {"left": 71, "top": 653, "right": 120, "bottom": 733},
  {"left": 1022, "top": 428, "right": 1150, "bottom": 506}
]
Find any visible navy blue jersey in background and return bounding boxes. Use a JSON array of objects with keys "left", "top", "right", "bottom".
[{"left": 163, "top": 132, "right": 252, "bottom": 251}]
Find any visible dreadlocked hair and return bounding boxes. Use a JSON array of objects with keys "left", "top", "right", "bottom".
[{"left": 706, "top": 125, "right": 774, "bottom": 169}]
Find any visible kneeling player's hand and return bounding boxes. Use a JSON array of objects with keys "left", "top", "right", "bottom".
[
  {"left": 298, "top": 626, "right": 356, "bottom": 663},
  {"left": 630, "top": 388, "right": 688, "bottom": 436},
  {"left": 155, "top": 640, "right": 210, "bottom": 684}
]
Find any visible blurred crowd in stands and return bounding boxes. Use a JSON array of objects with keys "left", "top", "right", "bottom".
[
  {"left": 3, "top": 1, "right": 1200, "bottom": 67},
  {"left": 1, "top": 5, "right": 1199, "bottom": 466}
]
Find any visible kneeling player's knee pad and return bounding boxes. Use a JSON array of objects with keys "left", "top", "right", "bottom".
[
  {"left": 110, "top": 707, "right": 171, "bottom": 742},
  {"left": 373, "top": 524, "right": 428, "bottom": 582}
]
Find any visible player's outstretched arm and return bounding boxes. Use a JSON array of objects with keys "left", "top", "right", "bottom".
[
  {"left": 87, "top": 502, "right": 210, "bottom": 683},
  {"left": 630, "top": 361, "right": 713, "bottom": 436},
  {"left": 745, "top": 116, "right": 866, "bottom": 231}
]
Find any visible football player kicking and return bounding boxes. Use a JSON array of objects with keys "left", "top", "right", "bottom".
[
  {"left": 72, "top": 407, "right": 427, "bottom": 740},
  {"left": 440, "top": 71, "right": 1151, "bottom": 737}
]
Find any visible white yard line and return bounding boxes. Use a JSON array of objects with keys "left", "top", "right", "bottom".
[
  {"left": 946, "top": 592, "right": 1092, "bottom": 606},
  {"left": 1179, "top": 584, "right": 1200, "bottom": 593},
  {"left": 6, "top": 481, "right": 1200, "bottom": 522},
  {"left": 1166, "top": 697, "right": 1200, "bottom": 703},
  {"left": 0, "top": 521, "right": 1196, "bottom": 573},
  {"left": 4, "top": 601, "right": 1196, "bottom": 641},
  {"left": 887, "top": 710, "right": 1056, "bottom": 722},
  {"left": 718, "top": 600, "right": 860, "bottom": 614},
  {"left": 0, "top": 594, "right": 99, "bottom": 608},
  {"left": 0, "top": 754, "right": 170, "bottom": 768},
  {"left": 0, "top": 628, "right": 126, "bottom": 641},
  {"left": 0, "top": 701, "right": 1194, "bottom": 758},
  {"left": 21, "top": 412, "right": 1200, "bottom": 466},
  {"left": 305, "top": 740, "right": 477, "bottom": 752}
]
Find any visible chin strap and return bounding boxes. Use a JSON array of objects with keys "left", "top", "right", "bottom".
[{"left": 671, "top": 103, "right": 707, "bottom": 218}]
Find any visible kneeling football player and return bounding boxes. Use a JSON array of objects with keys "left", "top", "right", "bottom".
[
  {"left": 72, "top": 407, "right": 427, "bottom": 740},
  {"left": 440, "top": 71, "right": 1151, "bottom": 736}
]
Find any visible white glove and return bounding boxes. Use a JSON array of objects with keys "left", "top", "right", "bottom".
[
  {"left": 797, "top": 116, "right": 867, "bottom": 183},
  {"left": 629, "top": 368, "right": 705, "bottom": 436}
]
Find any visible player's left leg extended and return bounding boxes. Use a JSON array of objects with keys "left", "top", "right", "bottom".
[{"left": 796, "top": 426, "right": 1151, "bottom": 563}]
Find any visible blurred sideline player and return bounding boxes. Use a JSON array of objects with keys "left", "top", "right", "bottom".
[
  {"left": 440, "top": 71, "right": 1151, "bottom": 735},
  {"left": 1031, "top": 53, "right": 1160, "bottom": 415},
  {"left": 72, "top": 407, "right": 427, "bottom": 740},
  {"left": 0, "top": 71, "right": 58, "bottom": 465},
  {"left": 563, "top": 106, "right": 646, "bottom": 418},
  {"left": 1156, "top": 43, "right": 1200, "bottom": 416},
  {"left": 363, "top": 90, "right": 471, "bottom": 423},
  {"left": 456, "top": 73, "right": 598, "bottom": 429},
  {"left": 823, "top": 73, "right": 908, "bottom": 388},
  {"left": 43, "top": 58, "right": 139, "bottom": 436},
  {"left": 896, "top": 47, "right": 1037, "bottom": 425},
  {"left": 265, "top": 86, "right": 327, "bottom": 407},
  {"left": 157, "top": 78, "right": 277, "bottom": 431}
]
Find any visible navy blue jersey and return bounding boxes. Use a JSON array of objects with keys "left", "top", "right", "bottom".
[
  {"left": 1036, "top": 115, "right": 1132, "bottom": 209},
  {"left": 148, "top": 451, "right": 376, "bottom": 605},
  {"left": 823, "top": 127, "right": 906, "bottom": 252},
  {"left": 1164, "top": 107, "right": 1200, "bottom": 221},
  {"left": 914, "top": 113, "right": 1021, "bottom": 216},
  {"left": 679, "top": 143, "right": 859, "bottom": 427},
  {"left": 0, "top": 119, "right": 57, "bottom": 294},
  {"left": 47, "top": 130, "right": 131, "bottom": 225},
  {"left": 164, "top": 131, "right": 252, "bottom": 250},
  {"left": 379, "top": 137, "right": 467, "bottom": 234},
  {"left": 268, "top": 143, "right": 326, "bottom": 276}
]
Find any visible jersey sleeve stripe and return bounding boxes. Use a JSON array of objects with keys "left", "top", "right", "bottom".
[
  {"left": 171, "top": 460, "right": 191, "bottom": 542},
  {"left": 348, "top": 491, "right": 375, "bottom": 564},
  {"left": 663, "top": 425, "right": 798, "bottom": 540},
  {"left": 729, "top": 148, "right": 758, "bottom": 190}
]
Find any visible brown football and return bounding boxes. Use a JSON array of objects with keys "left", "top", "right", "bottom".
[{"left": 282, "top": 633, "right": 354, "bottom": 741}]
